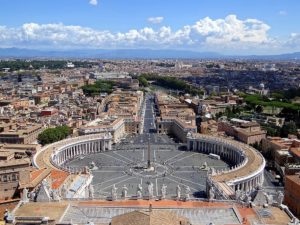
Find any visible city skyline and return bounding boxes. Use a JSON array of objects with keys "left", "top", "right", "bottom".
[{"left": 0, "top": 0, "right": 300, "bottom": 55}]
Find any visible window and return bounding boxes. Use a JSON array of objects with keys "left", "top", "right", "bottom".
[{"left": 12, "top": 174, "right": 17, "bottom": 181}]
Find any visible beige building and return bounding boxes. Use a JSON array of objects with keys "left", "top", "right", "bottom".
[
  {"left": 79, "top": 116, "right": 140, "bottom": 143},
  {"left": 0, "top": 124, "right": 44, "bottom": 144},
  {"left": 0, "top": 122, "right": 17, "bottom": 133},
  {"left": 0, "top": 143, "right": 40, "bottom": 156},
  {"left": 104, "top": 90, "right": 143, "bottom": 119},
  {"left": 262, "top": 137, "right": 300, "bottom": 175},
  {"left": 0, "top": 158, "right": 31, "bottom": 200},
  {"left": 155, "top": 93, "right": 197, "bottom": 142},
  {"left": 285, "top": 175, "right": 300, "bottom": 219},
  {"left": 79, "top": 90, "right": 143, "bottom": 143},
  {"left": 200, "top": 120, "right": 219, "bottom": 134},
  {"left": 218, "top": 118, "right": 266, "bottom": 145},
  {"left": 11, "top": 99, "right": 32, "bottom": 109}
]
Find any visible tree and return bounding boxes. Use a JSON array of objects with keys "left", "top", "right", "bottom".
[
  {"left": 138, "top": 76, "right": 149, "bottom": 87},
  {"left": 251, "top": 142, "right": 262, "bottom": 151},
  {"left": 38, "top": 125, "right": 71, "bottom": 145},
  {"left": 82, "top": 80, "right": 115, "bottom": 96},
  {"left": 280, "top": 121, "right": 298, "bottom": 137},
  {"left": 262, "top": 125, "right": 281, "bottom": 137},
  {"left": 255, "top": 105, "right": 263, "bottom": 114}
]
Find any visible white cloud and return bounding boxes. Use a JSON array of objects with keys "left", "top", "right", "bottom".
[
  {"left": 0, "top": 14, "right": 296, "bottom": 53},
  {"left": 89, "top": 0, "right": 98, "bottom": 6},
  {"left": 190, "top": 15, "right": 270, "bottom": 46},
  {"left": 285, "top": 33, "right": 300, "bottom": 48},
  {"left": 147, "top": 17, "right": 164, "bottom": 24},
  {"left": 279, "top": 10, "right": 287, "bottom": 16}
]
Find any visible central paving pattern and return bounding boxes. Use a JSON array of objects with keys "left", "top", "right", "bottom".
[
  {"left": 125, "top": 161, "right": 174, "bottom": 179},
  {"left": 66, "top": 134, "right": 230, "bottom": 199}
]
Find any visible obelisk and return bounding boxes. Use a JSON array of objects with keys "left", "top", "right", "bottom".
[{"left": 147, "top": 136, "right": 151, "bottom": 168}]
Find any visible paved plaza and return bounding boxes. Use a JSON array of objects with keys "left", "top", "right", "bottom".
[
  {"left": 66, "top": 94, "right": 230, "bottom": 199},
  {"left": 65, "top": 133, "right": 230, "bottom": 199}
]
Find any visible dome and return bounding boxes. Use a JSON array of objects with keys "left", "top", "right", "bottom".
[{"left": 259, "top": 83, "right": 265, "bottom": 89}]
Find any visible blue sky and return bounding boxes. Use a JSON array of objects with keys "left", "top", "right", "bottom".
[{"left": 0, "top": 0, "right": 299, "bottom": 54}]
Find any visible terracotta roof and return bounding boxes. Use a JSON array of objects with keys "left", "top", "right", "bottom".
[
  {"left": 290, "top": 147, "right": 300, "bottom": 159},
  {"left": 31, "top": 168, "right": 48, "bottom": 181},
  {"left": 19, "top": 168, "right": 51, "bottom": 189},
  {"left": 50, "top": 170, "right": 69, "bottom": 189},
  {"left": 286, "top": 174, "right": 300, "bottom": 185}
]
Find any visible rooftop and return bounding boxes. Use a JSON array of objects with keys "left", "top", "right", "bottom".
[
  {"left": 286, "top": 174, "right": 300, "bottom": 185},
  {"left": 12, "top": 200, "right": 292, "bottom": 225},
  {"left": 111, "top": 209, "right": 190, "bottom": 225}
]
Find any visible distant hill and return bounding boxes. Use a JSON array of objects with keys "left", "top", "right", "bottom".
[
  {"left": 0, "top": 48, "right": 221, "bottom": 59},
  {"left": 241, "top": 52, "right": 300, "bottom": 60},
  {"left": 0, "top": 47, "right": 299, "bottom": 60}
]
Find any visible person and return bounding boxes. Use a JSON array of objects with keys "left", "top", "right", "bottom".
[
  {"left": 176, "top": 185, "right": 181, "bottom": 199},
  {"left": 161, "top": 184, "right": 167, "bottom": 199},
  {"left": 111, "top": 184, "right": 118, "bottom": 200},
  {"left": 137, "top": 184, "right": 143, "bottom": 199},
  {"left": 122, "top": 185, "right": 128, "bottom": 199},
  {"left": 148, "top": 182, "right": 154, "bottom": 199}
]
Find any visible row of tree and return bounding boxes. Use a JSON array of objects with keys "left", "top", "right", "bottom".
[
  {"left": 81, "top": 80, "right": 115, "bottom": 96},
  {"left": 38, "top": 125, "right": 72, "bottom": 145},
  {"left": 138, "top": 73, "right": 203, "bottom": 96},
  {"left": 0, "top": 60, "right": 97, "bottom": 70},
  {"left": 244, "top": 94, "right": 300, "bottom": 111},
  {"left": 262, "top": 121, "right": 299, "bottom": 138}
]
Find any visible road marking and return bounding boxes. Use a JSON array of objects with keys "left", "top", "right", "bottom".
[
  {"left": 178, "top": 166, "right": 197, "bottom": 168},
  {"left": 165, "top": 151, "right": 186, "bottom": 163},
  {"left": 112, "top": 151, "right": 134, "bottom": 163},
  {"left": 94, "top": 174, "right": 128, "bottom": 186},
  {"left": 101, "top": 176, "right": 135, "bottom": 192},
  {"left": 101, "top": 152, "right": 129, "bottom": 165},
  {"left": 169, "top": 153, "right": 198, "bottom": 164},
  {"left": 100, "top": 166, "right": 125, "bottom": 168},
  {"left": 165, "top": 177, "right": 199, "bottom": 191},
  {"left": 170, "top": 174, "right": 206, "bottom": 188}
]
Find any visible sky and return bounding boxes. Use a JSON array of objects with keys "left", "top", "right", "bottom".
[{"left": 0, "top": 0, "right": 300, "bottom": 55}]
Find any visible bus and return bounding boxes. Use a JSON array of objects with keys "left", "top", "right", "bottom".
[{"left": 209, "top": 153, "right": 221, "bottom": 160}]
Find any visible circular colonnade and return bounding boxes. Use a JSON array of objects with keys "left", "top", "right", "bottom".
[{"left": 34, "top": 132, "right": 265, "bottom": 198}]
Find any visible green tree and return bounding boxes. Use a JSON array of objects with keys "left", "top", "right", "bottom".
[
  {"left": 82, "top": 80, "right": 115, "bottom": 96},
  {"left": 261, "top": 125, "right": 281, "bottom": 137},
  {"left": 255, "top": 105, "right": 264, "bottom": 114},
  {"left": 38, "top": 125, "right": 71, "bottom": 145},
  {"left": 280, "top": 121, "right": 298, "bottom": 137},
  {"left": 138, "top": 76, "right": 149, "bottom": 87}
]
